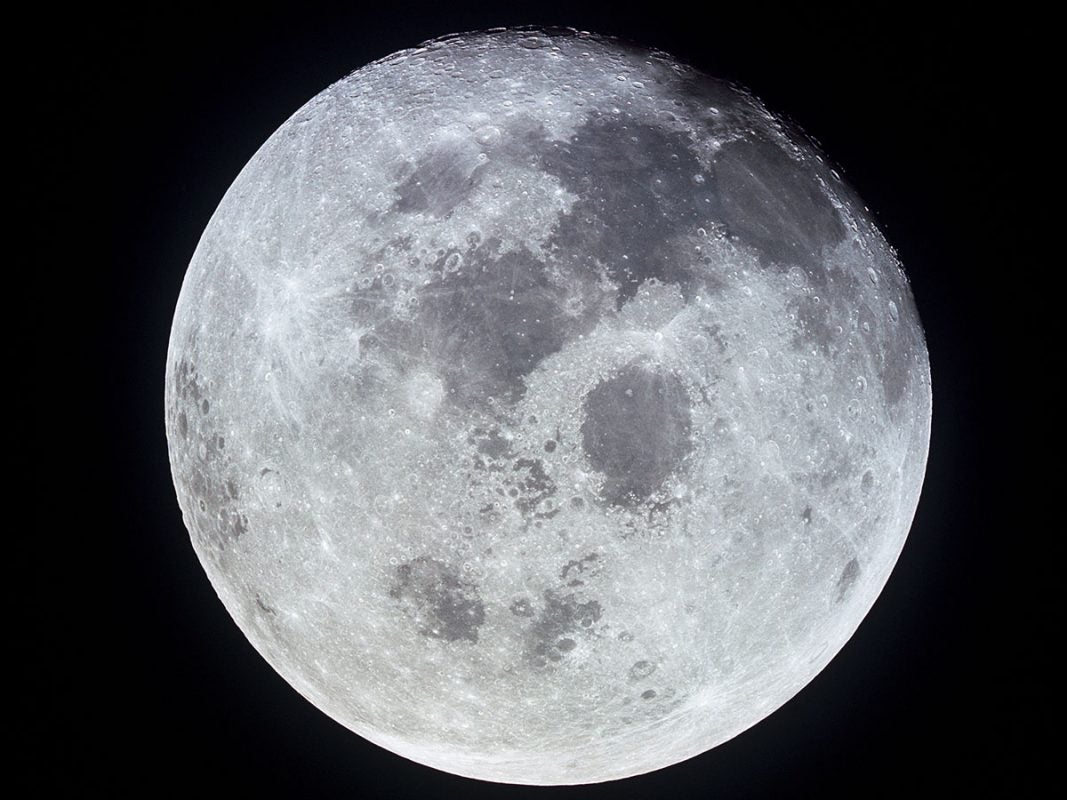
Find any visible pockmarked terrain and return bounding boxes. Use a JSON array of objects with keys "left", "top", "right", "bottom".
[{"left": 166, "top": 28, "right": 931, "bottom": 785}]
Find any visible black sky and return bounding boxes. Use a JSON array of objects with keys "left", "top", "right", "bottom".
[{"left": 38, "top": 2, "right": 1047, "bottom": 796}]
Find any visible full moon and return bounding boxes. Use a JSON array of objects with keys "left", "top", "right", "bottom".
[{"left": 165, "top": 29, "right": 931, "bottom": 785}]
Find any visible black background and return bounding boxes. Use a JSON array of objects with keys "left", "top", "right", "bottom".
[{"left": 41, "top": 1, "right": 1045, "bottom": 796}]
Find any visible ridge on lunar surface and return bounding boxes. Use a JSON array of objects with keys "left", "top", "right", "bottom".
[{"left": 165, "top": 28, "right": 931, "bottom": 785}]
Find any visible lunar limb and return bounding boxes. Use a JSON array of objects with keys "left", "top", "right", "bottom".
[{"left": 166, "top": 29, "right": 931, "bottom": 784}]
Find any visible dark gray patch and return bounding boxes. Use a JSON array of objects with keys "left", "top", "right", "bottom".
[
  {"left": 393, "top": 147, "right": 486, "bottom": 218},
  {"left": 477, "top": 502, "right": 502, "bottom": 523},
  {"left": 641, "top": 689, "right": 657, "bottom": 700},
  {"left": 389, "top": 557, "right": 485, "bottom": 644},
  {"left": 492, "top": 113, "right": 555, "bottom": 165},
  {"left": 701, "top": 323, "right": 728, "bottom": 354},
  {"left": 540, "top": 114, "right": 712, "bottom": 307},
  {"left": 470, "top": 426, "right": 511, "bottom": 460},
  {"left": 511, "top": 457, "right": 557, "bottom": 516},
  {"left": 183, "top": 467, "right": 249, "bottom": 549},
  {"left": 646, "top": 499, "right": 673, "bottom": 525},
  {"left": 817, "top": 446, "right": 856, "bottom": 490},
  {"left": 669, "top": 73, "right": 748, "bottom": 130},
  {"left": 714, "top": 136, "right": 845, "bottom": 273},
  {"left": 791, "top": 295, "right": 835, "bottom": 356},
  {"left": 560, "top": 552, "right": 600, "bottom": 586},
  {"left": 855, "top": 300, "right": 912, "bottom": 408},
  {"left": 172, "top": 360, "right": 249, "bottom": 551},
  {"left": 629, "top": 660, "right": 657, "bottom": 681},
  {"left": 861, "top": 470, "right": 874, "bottom": 493},
  {"left": 801, "top": 505, "right": 812, "bottom": 524},
  {"left": 255, "top": 595, "right": 276, "bottom": 616},
  {"left": 175, "top": 359, "right": 204, "bottom": 403},
  {"left": 189, "top": 469, "right": 207, "bottom": 500},
  {"left": 415, "top": 244, "right": 578, "bottom": 405},
  {"left": 793, "top": 441, "right": 872, "bottom": 496},
  {"left": 581, "top": 364, "right": 692, "bottom": 507},
  {"left": 836, "top": 557, "right": 860, "bottom": 603},
  {"left": 877, "top": 336, "right": 910, "bottom": 407},
  {"left": 526, "top": 590, "right": 602, "bottom": 668}
]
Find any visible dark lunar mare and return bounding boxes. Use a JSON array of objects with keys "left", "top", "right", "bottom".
[
  {"left": 377, "top": 105, "right": 871, "bottom": 420},
  {"left": 390, "top": 557, "right": 486, "bottom": 643},
  {"left": 581, "top": 363, "right": 693, "bottom": 508},
  {"left": 163, "top": 28, "right": 932, "bottom": 783},
  {"left": 416, "top": 244, "right": 577, "bottom": 406},
  {"left": 538, "top": 114, "right": 715, "bottom": 308},
  {"left": 713, "top": 136, "right": 846, "bottom": 272},
  {"left": 525, "top": 590, "right": 603, "bottom": 668}
]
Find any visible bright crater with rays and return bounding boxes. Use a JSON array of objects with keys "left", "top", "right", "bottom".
[{"left": 165, "top": 28, "right": 931, "bottom": 785}]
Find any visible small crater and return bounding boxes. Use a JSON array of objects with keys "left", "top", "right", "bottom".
[
  {"left": 801, "top": 505, "right": 812, "bottom": 524},
  {"left": 478, "top": 502, "right": 501, "bottom": 522},
  {"left": 861, "top": 470, "right": 874, "bottom": 493},
  {"left": 836, "top": 557, "right": 860, "bottom": 603},
  {"left": 510, "top": 598, "right": 535, "bottom": 618},
  {"left": 629, "top": 660, "right": 657, "bottom": 681}
]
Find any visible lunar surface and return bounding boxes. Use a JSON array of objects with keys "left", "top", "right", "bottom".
[{"left": 165, "top": 29, "right": 931, "bottom": 785}]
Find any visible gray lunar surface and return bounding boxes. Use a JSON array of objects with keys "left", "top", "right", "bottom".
[{"left": 165, "top": 28, "right": 931, "bottom": 784}]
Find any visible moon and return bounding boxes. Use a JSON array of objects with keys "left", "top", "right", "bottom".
[{"left": 165, "top": 28, "right": 931, "bottom": 785}]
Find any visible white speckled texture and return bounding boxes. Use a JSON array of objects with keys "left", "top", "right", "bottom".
[{"left": 165, "top": 28, "right": 931, "bottom": 785}]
